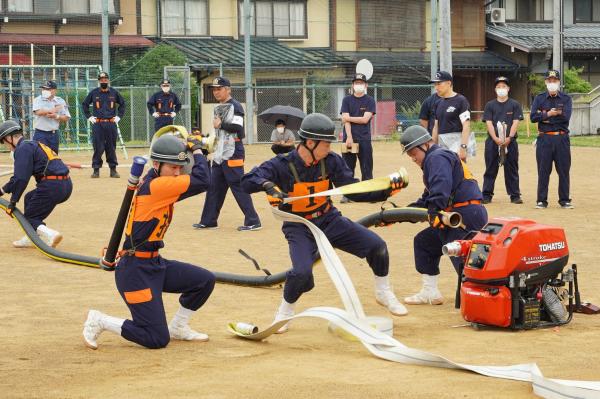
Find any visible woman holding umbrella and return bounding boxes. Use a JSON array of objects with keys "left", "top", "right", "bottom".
[{"left": 270, "top": 119, "right": 296, "bottom": 154}]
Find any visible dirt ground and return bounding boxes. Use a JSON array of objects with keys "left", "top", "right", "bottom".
[{"left": 0, "top": 141, "right": 599, "bottom": 399}]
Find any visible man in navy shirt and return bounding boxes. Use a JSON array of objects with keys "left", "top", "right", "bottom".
[
  {"left": 430, "top": 71, "right": 473, "bottom": 161},
  {"left": 419, "top": 92, "right": 441, "bottom": 133},
  {"left": 0, "top": 120, "right": 72, "bottom": 249},
  {"left": 82, "top": 72, "right": 126, "bottom": 179},
  {"left": 193, "top": 76, "right": 261, "bottom": 231},
  {"left": 400, "top": 126, "right": 487, "bottom": 307},
  {"left": 340, "top": 73, "right": 376, "bottom": 181},
  {"left": 530, "top": 70, "right": 573, "bottom": 209},
  {"left": 147, "top": 79, "right": 182, "bottom": 132},
  {"left": 482, "top": 76, "right": 524, "bottom": 204}
]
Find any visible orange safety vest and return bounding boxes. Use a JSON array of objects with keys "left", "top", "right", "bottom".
[{"left": 287, "top": 160, "right": 332, "bottom": 218}]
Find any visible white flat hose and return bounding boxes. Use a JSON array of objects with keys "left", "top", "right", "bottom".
[{"left": 228, "top": 209, "right": 600, "bottom": 399}]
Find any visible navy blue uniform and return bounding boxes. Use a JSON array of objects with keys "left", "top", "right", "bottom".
[
  {"left": 410, "top": 144, "right": 487, "bottom": 276},
  {"left": 82, "top": 87, "right": 126, "bottom": 169},
  {"left": 435, "top": 94, "right": 470, "bottom": 134},
  {"left": 482, "top": 98, "right": 523, "bottom": 201},
  {"left": 242, "top": 149, "right": 391, "bottom": 303},
  {"left": 340, "top": 94, "right": 376, "bottom": 180},
  {"left": 530, "top": 91, "right": 573, "bottom": 206},
  {"left": 199, "top": 98, "right": 260, "bottom": 228},
  {"left": 419, "top": 93, "right": 441, "bottom": 133},
  {"left": 147, "top": 91, "right": 182, "bottom": 132},
  {"left": 116, "top": 154, "right": 215, "bottom": 349},
  {"left": 2, "top": 139, "right": 72, "bottom": 230}
]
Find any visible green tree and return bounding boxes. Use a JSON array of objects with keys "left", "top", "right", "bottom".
[{"left": 112, "top": 44, "right": 188, "bottom": 86}]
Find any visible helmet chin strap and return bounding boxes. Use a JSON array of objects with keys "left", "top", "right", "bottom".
[
  {"left": 153, "top": 163, "right": 164, "bottom": 176},
  {"left": 300, "top": 140, "right": 321, "bottom": 165}
]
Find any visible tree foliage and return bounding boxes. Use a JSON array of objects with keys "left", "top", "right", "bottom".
[{"left": 112, "top": 44, "right": 188, "bottom": 86}]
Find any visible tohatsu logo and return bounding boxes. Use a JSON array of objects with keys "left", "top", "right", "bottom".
[{"left": 539, "top": 241, "right": 565, "bottom": 252}]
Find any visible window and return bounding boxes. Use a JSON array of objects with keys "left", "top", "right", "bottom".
[
  {"left": 161, "top": 0, "right": 208, "bottom": 36},
  {"left": 7, "top": 0, "right": 116, "bottom": 14},
  {"left": 358, "top": 0, "right": 424, "bottom": 48},
  {"left": 575, "top": 0, "right": 600, "bottom": 22},
  {"left": 506, "top": 0, "right": 552, "bottom": 21},
  {"left": 8, "top": 0, "right": 33, "bottom": 12},
  {"left": 239, "top": 1, "right": 307, "bottom": 38}
]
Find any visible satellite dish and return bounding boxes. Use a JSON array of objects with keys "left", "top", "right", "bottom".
[{"left": 356, "top": 59, "right": 373, "bottom": 81}]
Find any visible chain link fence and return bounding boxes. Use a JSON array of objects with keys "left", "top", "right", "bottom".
[{"left": 1, "top": 66, "right": 431, "bottom": 148}]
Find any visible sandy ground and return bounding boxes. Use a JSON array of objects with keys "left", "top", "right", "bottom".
[{"left": 0, "top": 141, "right": 599, "bottom": 399}]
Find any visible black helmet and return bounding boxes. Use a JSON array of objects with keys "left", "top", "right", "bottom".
[
  {"left": 400, "top": 125, "right": 432, "bottom": 153},
  {"left": 298, "top": 113, "right": 336, "bottom": 142},
  {"left": 0, "top": 119, "right": 22, "bottom": 141},
  {"left": 150, "top": 135, "right": 189, "bottom": 165}
]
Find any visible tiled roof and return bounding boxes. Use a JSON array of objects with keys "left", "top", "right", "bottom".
[
  {"left": 159, "top": 37, "right": 352, "bottom": 69},
  {"left": 486, "top": 23, "right": 600, "bottom": 52}
]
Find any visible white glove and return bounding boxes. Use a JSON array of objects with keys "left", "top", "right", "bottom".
[
  {"left": 170, "top": 112, "right": 176, "bottom": 118},
  {"left": 88, "top": 116, "right": 97, "bottom": 124},
  {"left": 152, "top": 112, "right": 159, "bottom": 118},
  {"left": 114, "top": 116, "right": 121, "bottom": 124}
]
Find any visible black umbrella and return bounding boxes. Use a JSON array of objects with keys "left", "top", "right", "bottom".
[{"left": 258, "top": 105, "right": 306, "bottom": 130}]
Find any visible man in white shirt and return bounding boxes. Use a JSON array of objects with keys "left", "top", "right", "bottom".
[{"left": 32, "top": 80, "right": 71, "bottom": 153}]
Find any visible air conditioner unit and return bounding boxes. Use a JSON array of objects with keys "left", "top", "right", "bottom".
[{"left": 490, "top": 8, "right": 506, "bottom": 24}]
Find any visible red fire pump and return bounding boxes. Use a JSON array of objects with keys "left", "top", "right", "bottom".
[{"left": 443, "top": 217, "right": 580, "bottom": 329}]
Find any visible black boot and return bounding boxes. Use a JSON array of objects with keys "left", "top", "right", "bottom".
[
  {"left": 110, "top": 168, "right": 120, "bottom": 178},
  {"left": 91, "top": 169, "right": 100, "bottom": 178}
]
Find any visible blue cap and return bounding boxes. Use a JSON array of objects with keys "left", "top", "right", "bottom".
[
  {"left": 40, "top": 80, "right": 57, "bottom": 89},
  {"left": 209, "top": 76, "right": 231, "bottom": 87},
  {"left": 352, "top": 73, "right": 368, "bottom": 83},
  {"left": 495, "top": 76, "right": 510, "bottom": 86},
  {"left": 430, "top": 71, "right": 453, "bottom": 83},
  {"left": 545, "top": 70, "right": 560, "bottom": 80},
  {"left": 160, "top": 79, "right": 171, "bottom": 86},
  {"left": 98, "top": 72, "right": 109, "bottom": 80}
]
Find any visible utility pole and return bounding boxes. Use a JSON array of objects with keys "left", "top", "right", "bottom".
[
  {"left": 552, "top": 0, "right": 564, "bottom": 80},
  {"left": 430, "top": 0, "right": 438, "bottom": 93},
  {"left": 101, "top": 0, "right": 110, "bottom": 74},
  {"left": 439, "top": 0, "right": 452, "bottom": 75},
  {"left": 243, "top": 0, "right": 254, "bottom": 144}
]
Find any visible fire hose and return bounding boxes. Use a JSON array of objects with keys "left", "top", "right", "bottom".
[{"left": 228, "top": 208, "right": 600, "bottom": 399}]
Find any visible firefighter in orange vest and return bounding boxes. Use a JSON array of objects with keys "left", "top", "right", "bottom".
[{"left": 242, "top": 113, "right": 407, "bottom": 333}]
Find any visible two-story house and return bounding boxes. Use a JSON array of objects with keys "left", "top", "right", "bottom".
[{"left": 486, "top": 0, "right": 600, "bottom": 104}]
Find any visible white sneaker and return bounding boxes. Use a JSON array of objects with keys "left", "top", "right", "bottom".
[
  {"left": 12, "top": 236, "right": 32, "bottom": 248},
  {"left": 272, "top": 309, "right": 294, "bottom": 334},
  {"left": 83, "top": 310, "right": 105, "bottom": 350},
  {"left": 37, "top": 225, "right": 63, "bottom": 248},
  {"left": 169, "top": 324, "right": 209, "bottom": 342},
  {"left": 375, "top": 289, "right": 408, "bottom": 316},
  {"left": 404, "top": 288, "right": 445, "bottom": 305}
]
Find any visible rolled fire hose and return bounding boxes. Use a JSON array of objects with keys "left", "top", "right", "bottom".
[{"left": 228, "top": 208, "right": 600, "bottom": 399}]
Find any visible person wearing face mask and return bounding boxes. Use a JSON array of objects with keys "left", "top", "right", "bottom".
[
  {"left": 32, "top": 80, "right": 71, "bottom": 153},
  {"left": 147, "top": 79, "right": 182, "bottom": 132},
  {"left": 430, "top": 71, "right": 474, "bottom": 161},
  {"left": 82, "top": 72, "right": 126, "bottom": 179},
  {"left": 270, "top": 119, "right": 296, "bottom": 154},
  {"left": 481, "top": 76, "right": 524, "bottom": 205},
  {"left": 530, "top": 70, "right": 573, "bottom": 209},
  {"left": 0, "top": 119, "right": 72, "bottom": 249},
  {"left": 400, "top": 125, "right": 487, "bottom": 307},
  {"left": 83, "top": 135, "right": 215, "bottom": 350},
  {"left": 339, "top": 73, "right": 376, "bottom": 203},
  {"left": 242, "top": 113, "right": 408, "bottom": 333}
]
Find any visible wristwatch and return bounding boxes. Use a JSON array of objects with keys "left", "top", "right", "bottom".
[{"left": 460, "top": 144, "right": 467, "bottom": 149}]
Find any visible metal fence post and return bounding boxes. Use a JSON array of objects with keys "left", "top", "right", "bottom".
[
  {"left": 130, "top": 85, "right": 134, "bottom": 141},
  {"left": 311, "top": 84, "right": 316, "bottom": 114},
  {"left": 145, "top": 86, "right": 150, "bottom": 143},
  {"left": 373, "top": 83, "right": 378, "bottom": 133}
]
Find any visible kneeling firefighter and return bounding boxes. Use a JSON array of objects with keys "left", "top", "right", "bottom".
[
  {"left": 83, "top": 135, "right": 216, "bottom": 350},
  {"left": 0, "top": 119, "right": 72, "bottom": 248},
  {"left": 241, "top": 113, "right": 408, "bottom": 333}
]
